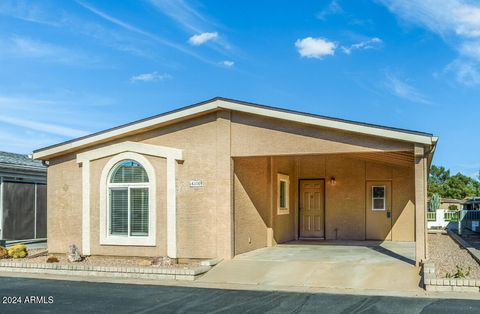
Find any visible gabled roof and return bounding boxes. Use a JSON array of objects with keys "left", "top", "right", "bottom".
[{"left": 33, "top": 97, "right": 437, "bottom": 160}]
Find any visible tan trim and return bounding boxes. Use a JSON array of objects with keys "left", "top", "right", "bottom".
[{"left": 33, "top": 99, "right": 435, "bottom": 160}]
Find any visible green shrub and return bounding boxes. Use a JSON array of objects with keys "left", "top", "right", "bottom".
[
  {"left": 448, "top": 204, "right": 458, "bottom": 211},
  {"left": 446, "top": 265, "right": 471, "bottom": 278},
  {"left": 7, "top": 244, "right": 27, "bottom": 259}
]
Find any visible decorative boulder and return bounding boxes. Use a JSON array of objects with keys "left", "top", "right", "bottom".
[
  {"left": 46, "top": 255, "right": 59, "bottom": 263},
  {"left": 152, "top": 256, "right": 176, "bottom": 266},
  {"left": 67, "top": 244, "right": 82, "bottom": 262}
]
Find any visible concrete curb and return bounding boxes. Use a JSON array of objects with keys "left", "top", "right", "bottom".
[
  {"left": 0, "top": 261, "right": 211, "bottom": 281},
  {"left": 447, "top": 229, "right": 480, "bottom": 264},
  {"left": 423, "top": 262, "right": 480, "bottom": 292}
]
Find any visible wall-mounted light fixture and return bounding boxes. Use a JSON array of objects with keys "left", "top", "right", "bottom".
[{"left": 330, "top": 177, "right": 336, "bottom": 185}]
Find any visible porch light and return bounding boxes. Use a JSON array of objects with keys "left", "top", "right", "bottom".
[{"left": 330, "top": 177, "right": 336, "bottom": 185}]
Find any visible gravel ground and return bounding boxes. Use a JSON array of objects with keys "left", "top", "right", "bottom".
[
  {"left": 2, "top": 249, "right": 197, "bottom": 268},
  {"left": 428, "top": 233, "right": 480, "bottom": 278}
]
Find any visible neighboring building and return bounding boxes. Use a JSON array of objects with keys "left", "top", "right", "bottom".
[
  {"left": 0, "top": 151, "right": 47, "bottom": 241},
  {"left": 33, "top": 97, "right": 437, "bottom": 265},
  {"left": 440, "top": 198, "right": 464, "bottom": 211},
  {"left": 463, "top": 197, "right": 480, "bottom": 210}
]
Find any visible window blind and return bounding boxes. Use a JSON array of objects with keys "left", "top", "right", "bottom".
[
  {"left": 110, "top": 188, "right": 128, "bottom": 235},
  {"left": 130, "top": 188, "right": 149, "bottom": 236},
  {"left": 111, "top": 160, "right": 149, "bottom": 183}
]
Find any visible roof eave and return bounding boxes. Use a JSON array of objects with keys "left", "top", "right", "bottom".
[{"left": 33, "top": 98, "right": 436, "bottom": 160}]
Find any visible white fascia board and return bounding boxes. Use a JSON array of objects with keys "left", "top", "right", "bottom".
[
  {"left": 34, "top": 99, "right": 433, "bottom": 160},
  {"left": 33, "top": 102, "right": 216, "bottom": 160},
  {"left": 215, "top": 100, "right": 434, "bottom": 145}
]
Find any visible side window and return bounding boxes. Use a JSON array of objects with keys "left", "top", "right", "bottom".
[
  {"left": 372, "top": 186, "right": 386, "bottom": 211},
  {"left": 277, "top": 174, "right": 290, "bottom": 215}
]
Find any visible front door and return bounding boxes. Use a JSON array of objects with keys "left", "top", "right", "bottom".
[
  {"left": 366, "top": 181, "right": 392, "bottom": 241},
  {"left": 299, "top": 180, "right": 325, "bottom": 238}
]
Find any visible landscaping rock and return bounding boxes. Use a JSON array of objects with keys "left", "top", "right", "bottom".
[
  {"left": 152, "top": 256, "right": 176, "bottom": 266},
  {"left": 138, "top": 259, "right": 152, "bottom": 267},
  {"left": 67, "top": 244, "right": 82, "bottom": 262},
  {"left": 46, "top": 255, "right": 59, "bottom": 263}
]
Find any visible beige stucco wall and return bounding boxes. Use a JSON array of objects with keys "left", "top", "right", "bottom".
[
  {"left": 233, "top": 157, "right": 271, "bottom": 255},
  {"left": 230, "top": 112, "right": 413, "bottom": 157},
  {"left": 47, "top": 155, "right": 82, "bottom": 254},
  {"left": 46, "top": 108, "right": 419, "bottom": 259},
  {"left": 47, "top": 112, "right": 232, "bottom": 258}
]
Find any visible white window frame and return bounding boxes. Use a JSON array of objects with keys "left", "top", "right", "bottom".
[
  {"left": 277, "top": 173, "right": 290, "bottom": 215},
  {"left": 100, "top": 152, "right": 156, "bottom": 246},
  {"left": 372, "top": 185, "right": 386, "bottom": 211}
]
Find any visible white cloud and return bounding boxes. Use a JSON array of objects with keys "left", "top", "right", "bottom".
[
  {"left": 148, "top": 0, "right": 218, "bottom": 34},
  {"left": 341, "top": 37, "right": 383, "bottom": 55},
  {"left": 130, "top": 72, "right": 171, "bottom": 83},
  {"left": 148, "top": 0, "right": 232, "bottom": 54},
  {"left": 221, "top": 60, "right": 234, "bottom": 67},
  {"left": 295, "top": 37, "right": 336, "bottom": 59},
  {"left": 0, "top": 36, "right": 94, "bottom": 65},
  {"left": 188, "top": 32, "right": 218, "bottom": 46},
  {"left": 379, "top": 0, "right": 480, "bottom": 85},
  {"left": 445, "top": 59, "right": 480, "bottom": 86},
  {"left": 76, "top": 0, "right": 216, "bottom": 65},
  {"left": 0, "top": 115, "right": 88, "bottom": 138},
  {"left": 316, "top": 0, "right": 343, "bottom": 20},
  {"left": 384, "top": 74, "right": 431, "bottom": 104},
  {"left": 0, "top": 0, "right": 60, "bottom": 26}
]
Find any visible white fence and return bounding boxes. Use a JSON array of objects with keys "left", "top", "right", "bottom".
[{"left": 427, "top": 209, "right": 457, "bottom": 229}]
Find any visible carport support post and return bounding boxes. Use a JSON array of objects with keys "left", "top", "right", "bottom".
[{"left": 414, "top": 144, "right": 427, "bottom": 265}]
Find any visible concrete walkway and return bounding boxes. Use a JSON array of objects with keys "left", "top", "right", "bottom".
[{"left": 199, "top": 241, "right": 422, "bottom": 292}]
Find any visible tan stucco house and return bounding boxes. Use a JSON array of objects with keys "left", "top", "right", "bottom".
[{"left": 33, "top": 97, "right": 437, "bottom": 265}]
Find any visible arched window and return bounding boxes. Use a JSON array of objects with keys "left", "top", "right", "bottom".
[{"left": 108, "top": 160, "right": 150, "bottom": 237}]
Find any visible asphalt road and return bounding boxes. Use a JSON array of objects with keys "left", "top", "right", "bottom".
[{"left": 0, "top": 276, "right": 479, "bottom": 313}]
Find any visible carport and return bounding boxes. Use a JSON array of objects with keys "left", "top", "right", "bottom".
[{"left": 200, "top": 241, "right": 420, "bottom": 292}]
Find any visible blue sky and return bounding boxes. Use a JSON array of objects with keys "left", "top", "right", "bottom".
[{"left": 0, "top": 0, "right": 480, "bottom": 177}]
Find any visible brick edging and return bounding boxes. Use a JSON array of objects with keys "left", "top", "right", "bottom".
[
  {"left": 0, "top": 261, "right": 211, "bottom": 281},
  {"left": 423, "top": 262, "right": 480, "bottom": 292}
]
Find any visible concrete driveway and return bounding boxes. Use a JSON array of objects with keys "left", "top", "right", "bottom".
[{"left": 199, "top": 241, "right": 421, "bottom": 292}]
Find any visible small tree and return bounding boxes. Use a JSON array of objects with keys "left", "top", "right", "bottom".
[
  {"left": 428, "top": 193, "right": 441, "bottom": 212},
  {"left": 448, "top": 204, "right": 458, "bottom": 211}
]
